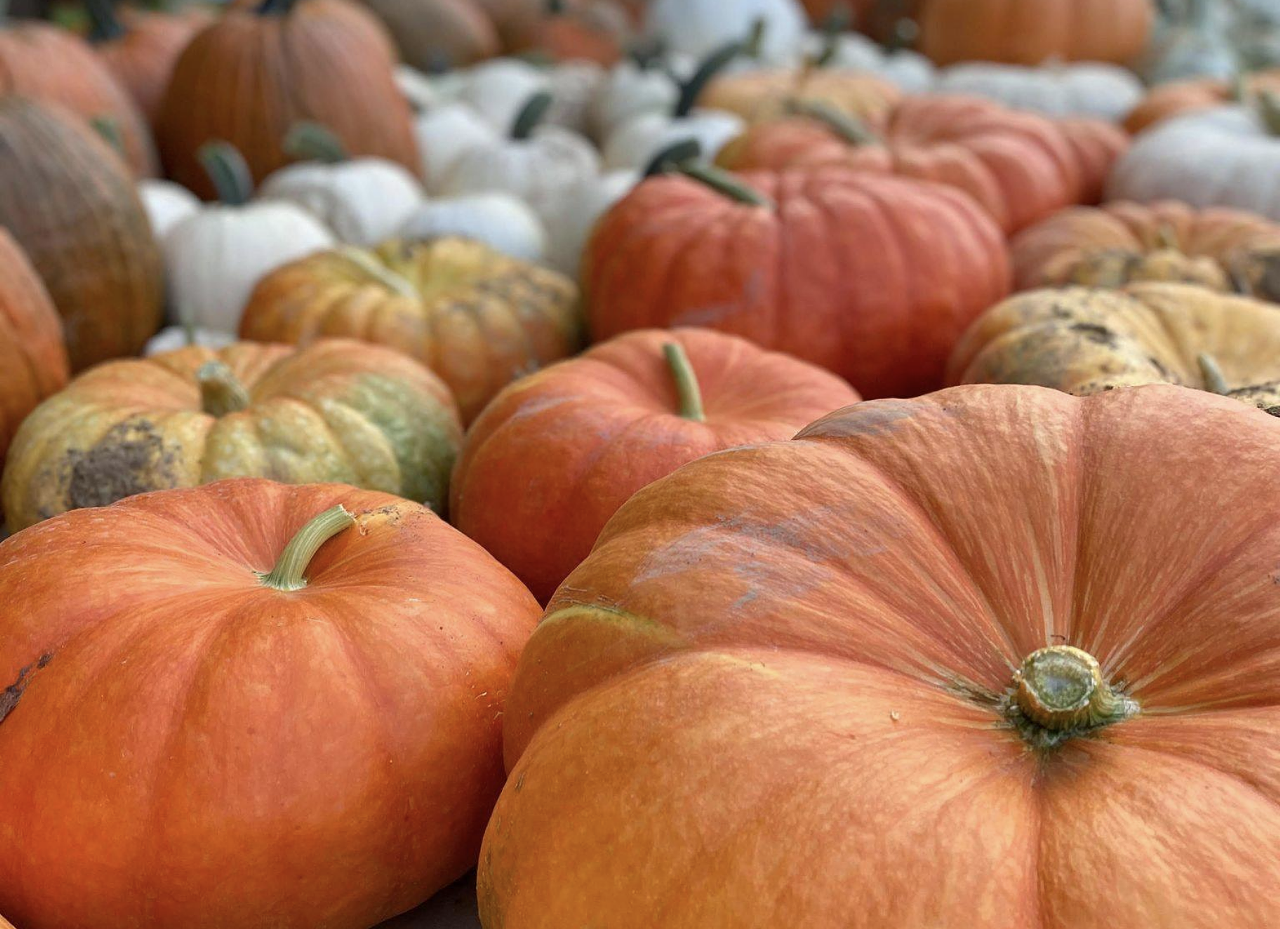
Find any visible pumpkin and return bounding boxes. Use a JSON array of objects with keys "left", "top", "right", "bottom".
[
  {"left": 1123, "top": 71, "right": 1280, "bottom": 134},
  {"left": 0, "top": 97, "right": 163, "bottom": 371},
  {"left": 478, "top": 381, "right": 1280, "bottom": 928},
  {"left": 449, "top": 58, "right": 550, "bottom": 133},
  {"left": 541, "top": 169, "right": 636, "bottom": 276},
  {"left": 1057, "top": 117, "right": 1130, "bottom": 206},
  {"left": 144, "top": 326, "right": 236, "bottom": 356},
  {"left": 716, "top": 95, "right": 1081, "bottom": 234},
  {"left": 947, "top": 283, "right": 1280, "bottom": 412},
  {"left": 240, "top": 237, "right": 582, "bottom": 422},
  {"left": 511, "top": 0, "right": 628, "bottom": 65},
  {"left": 452, "top": 327, "right": 858, "bottom": 603},
  {"left": 0, "top": 7, "right": 156, "bottom": 176},
  {"left": 585, "top": 164, "right": 1010, "bottom": 399},
  {"left": 0, "top": 230, "right": 69, "bottom": 471},
  {"left": 85, "top": 0, "right": 213, "bottom": 127},
  {"left": 1, "top": 338, "right": 462, "bottom": 531},
  {"left": 399, "top": 193, "right": 549, "bottom": 264},
  {"left": 644, "top": 0, "right": 807, "bottom": 65},
  {"left": 936, "top": 62, "right": 1144, "bottom": 122},
  {"left": 157, "top": 0, "right": 420, "bottom": 200},
  {"left": 413, "top": 102, "right": 501, "bottom": 193},
  {"left": 700, "top": 66, "right": 902, "bottom": 123},
  {"left": 360, "top": 0, "right": 501, "bottom": 71},
  {"left": 917, "top": 0, "right": 1156, "bottom": 66},
  {"left": 1010, "top": 201, "right": 1280, "bottom": 297},
  {"left": 138, "top": 178, "right": 201, "bottom": 242},
  {"left": 1140, "top": 0, "right": 1238, "bottom": 85},
  {"left": 0, "top": 477, "right": 540, "bottom": 928},
  {"left": 588, "top": 58, "right": 681, "bottom": 144},
  {"left": 542, "top": 61, "right": 607, "bottom": 134},
  {"left": 163, "top": 144, "right": 336, "bottom": 335},
  {"left": 805, "top": 30, "right": 937, "bottom": 95}
]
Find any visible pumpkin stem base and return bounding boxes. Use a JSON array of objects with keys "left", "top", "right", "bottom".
[
  {"left": 258, "top": 505, "right": 355, "bottom": 591},
  {"left": 1003, "top": 645, "right": 1138, "bottom": 750}
]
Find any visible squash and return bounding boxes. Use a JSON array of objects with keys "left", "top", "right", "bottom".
[
  {"left": 359, "top": 0, "right": 501, "bottom": 71},
  {"left": 1010, "top": 201, "right": 1280, "bottom": 297},
  {"left": 0, "top": 6, "right": 156, "bottom": 176},
  {"left": 804, "top": 31, "right": 936, "bottom": 95},
  {"left": 936, "top": 62, "right": 1144, "bottom": 122},
  {"left": 543, "top": 61, "right": 607, "bottom": 134},
  {"left": 1056, "top": 117, "right": 1130, "bottom": 206},
  {"left": 478, "top": 381, "right": 1280, "bottom": 929},
  {"left": 0, "top": 97, "right": 163, "bottom": 371},
  {"left": 585, "top": 163, "right": 1010, "bottom": 399},
  {"left": 240, "top": 237, "right": 582, "bottom": 422},
  {"left": 918, "top": 0, "right": 1155, "bottom": 66},
  {"left": 541, "top": 169, "right": 636, "bottom": 276},
  {"left": 452, "top": 327, "right": 858, "bottom": 603},
  {"left": 948, "top": 283, "right": 1280, "bottom": 412},
  {"left": 588, "top": 58, "right": 680, "bottom": 143},
  {"left": 138, "top": 178, "right": 201, "bottom": 242},
  {"left": 157, "top": 0, "right": 420, "bottom": 200},
  {"left": 511, "top": 0, "right": 628, "bottom": 65},
  {"left": 1, "top": 338, "right": 463, "bottom": 531},
  {"left": 0, "top": 230, "right": 68, "bottom": 470},
  {"left": 413, "top": 102, "right": 501, "bottom": 193},
  {"left": 449, "top": 58, "right": 550, "bottom": 133},
  {"left": 0, "top": 478, "right": 539, "bottom": 929},
  {"left": 1123, "top": 71, "right": 1280, "bottom": 134},
  {"left": 643, "top": 0, "right": 807, "bottom": 65},
  {"left": 716, "top": 95, "right": 1082, "bottom": 234},
  {"left": 700, "top": 65, "right": 902, "bottom": 123},
  {"left": 399, "top": 193, "right": 549, "bottom": 264}
]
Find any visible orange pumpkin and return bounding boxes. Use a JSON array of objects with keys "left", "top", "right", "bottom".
[
  {"left": 157, "top": 0, "right": 420, "bottom": 200},
  {"left": 359, "top": 0, "right": 501, "bottom": 70},
  {"left": 1124, "top": 71, "right": 1280, "bottom": 135},
  {"left": 513, "top": 0, "right": 627, "bottom": 64},
  {"left": 451, "top": 328, "right": 859, "bottom": 602},
  {"left": 480, "top": 382, "right": 1280, "bottom": 928},
  {"left": 0, "top": 230, "right": 68, "bottom": 469},
  {"left": 717, "top": 95, "right": 1080, "bottom": 234},
  {"left": 918, "top": 0, "right": 1155, "bottom": 67},
  {"left": 0, "top": 478, "right": 540, "bottom": 929},
  {"left": 1057, "top": 116, "right": 1129, "bottom": 206},
  {"left": 0, "top": 97, "right": 163, "bottom": 371},
  {"left": 585, "top": 165, "right": 1011, "bottom": 399}
]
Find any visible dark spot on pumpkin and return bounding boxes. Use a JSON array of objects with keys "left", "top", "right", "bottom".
[
  {"left": 0, "top": 652, "right": 53, "bottom": 726},
  {"left": 63, "top": 420, "right": 181, "bottom": 511},
  {"left": 1068, "top": 323, "right": 1117, "bottom": 347},
  {"left": 1147, "top": 356, "right": 1172, "bottom": 379},
  {"left": 1266, "top": 406, "right": 1280, "bottom": 418}
]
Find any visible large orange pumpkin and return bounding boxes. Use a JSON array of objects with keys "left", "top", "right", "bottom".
[
  {"left": 1057, "top": 117, "right": 1130, "bottom": 206},
  {"left": 157, "top": 0, "right": 420, "bottom": 200},
  {"left": 586, "top": 165, "right": 1010, "bottom": 399},
  {"left": 451, "top": 328, "right": 859, "bottom": 602},
  {"left": 0, "top": 478, "right": 540, "bottom": 929},
  {"left": 479, "top": 382, "right": 1280, "bottom": 928}
]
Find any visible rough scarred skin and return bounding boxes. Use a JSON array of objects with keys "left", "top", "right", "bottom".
[
  {"left": 700, "top": 69, "right": 901, "bottom": 124},
  {"left": 479, "top": 383, "right": 1280, "bottom": 929},
  {"left": 1, "top": 339, "right": 463, "bottom": 531}
]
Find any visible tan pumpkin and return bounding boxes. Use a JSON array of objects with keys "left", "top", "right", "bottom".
[
  {"left": 700, "top": 67, "right": 902, "bottom": 124},
  {"left": 0, "top": 97, "right": 163, "bottom": 372},
  {"left": 947, "top": 282, "right": 1280, "bottom": 412},
  {"left": 1, "top": 338, "right": 463, "bottom": 532},
  {"left": 240, "top": 238, "right": 582, "bottom": 422},
  {"left": 1124, "top": 71, "right": 1280, "bottom": 135}
]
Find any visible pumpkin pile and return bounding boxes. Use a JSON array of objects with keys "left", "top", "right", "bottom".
[{"left": 0, "top": 0, "right": 1279, "bottom": 927}]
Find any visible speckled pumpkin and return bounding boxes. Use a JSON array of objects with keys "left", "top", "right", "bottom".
[
  {"left": 240, "top": 238, "right": 582, "bottom": 422},
  {"left": 947, "top": 282, "right": 1280, "bottom": 412},
  {"left": 700, "top": 68, "right": 902, "bottom": 124},
  {"left": 1, "top": 339, "right": 463, "bottom": 531},
  {"left": 1011, "top": 201, "right": 1280, "bottom": 297}
]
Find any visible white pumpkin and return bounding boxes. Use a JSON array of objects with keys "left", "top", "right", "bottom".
[
  {"left": 137, "top": 179, "right": 201, "bottom": 242},
  {"left": 1106, "top": 102, "right": 1280, "bottom": 220},
  {"left": 545, "top": 60, "right": 607, "bottom": 135},
  {"left": 589, "top": 58, "right": 682, "bottom": 143},
  {"left": 454, "top": 58, "right": 551, "bottom": 133},
  {"left": 395, "top": 64, "right": 452, "bottom": 113},
  {"left": 1141, "top": 0, "right": 1239, "bottom": 84},
  {"left": 144, "top": 326, "right": 237, "bottom": 356},
  {"left": 398, "top": 193, "right": 548, "bottom": 264},
  {"left": 802, "top": 32, "right": 936, "bottom": 94},
  {"left": 602, "top": 107, "right": 744, "bottom": 171},
  {"left": 936, "top": 62, "right": 1145, "bottom": 122},
  {"left": 413, "top": 102, "right": 500, "bottom": 194},
  {"left": 644, "top": 0, "right": 806, "bottom": 66},
  {"left": 541, "top": 169, "right": 637, "bottom": 276}
]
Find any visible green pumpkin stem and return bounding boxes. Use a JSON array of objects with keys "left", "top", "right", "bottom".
[
  {"left": 674, "top": 40, "right": 743, "bottom": 119},
  {"left": 815, "top": 1, "right": 853, "bottom": 66},
  {"left": 256, "top": 0, "right": 297, "bottom": 15},
  {"left": 257, "top": 505, "right": 355, "bottom": 592},
  {"left": 1197, "top": 353, "right": 1231, "bottom": 395},
  {"left": 664, "top": 341, "right": 706, "bottom": 422},
  {"left": 1153, "top": 222, "right": 1179, "bottom": 250},
  {"left": 679, "top": 161, "right": 774, "bottom": 209},
  {"left": 90, "top": 116, "right": 126, "bottom": 159},
  {"left": 743, "top": 16, "right": 767, "bottom": 59},
  {"left": 197, "top": 361, "right": 252, "bottom": 417},
  {"left": 642, "top": 138, "right": 702, "bottom": 178},
  {"left": 283, "top": 121, "right": 350, "bottom": 164},
  {"left": 198, "top": 141, "right": 255, "bottom": 206},
  {"left": 511, "top": 91, "right": 553, "bottom": 140},
  {"left": 1258, "top": 90, "right": 1280, "bottom": 137},
  {"left": 1009, "top": 645, "right": 1137, "bottom": 745},
  {"left": 786, "top": 99, "right": 879, "bottom": 145},
  {"left": 84, "top": 0, "right": 127, "bottom": 41}
]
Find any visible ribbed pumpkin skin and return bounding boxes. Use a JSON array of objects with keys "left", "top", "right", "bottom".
[
  {"left": 0, "top": 478, "right": 540, "bottom": 929},
  {"left": 240, "top": 238, "right": 582, "bottom": 422},
  {"left": 0, "top": 98, "right": 163, "bottom": 372},
  {"left": 1, "top": 339, "right": 463, "bottom": 532},
  {"left": 585, "top": 168, "right": 1011, "bottom": 399},
  {"left": 157, "top": 0, "right": 420, "bottom": 199},
  {"left": 359, "top": 0, "right": 500, "bottom": 70},
  {"left": 700, "top": 70, "right": 901, "bottom": 124},
  {"left": 0, "top": 230, "right": 68, "bottom": 466},
  {"left": 93, "top": 7, "right": 215, "bottom": 126},
  {"left": 1124, "top": 71, "right": 1280, "bottom": 135},
  {"left": 451, "top": 328, "right": 860, "bottom": 602},
  {"left": 479, "top": 384, "right": 1280, "bottom": 929},
  {"left": 919, "top": 0, "right": 1154, "bottom": 66},
  {"left": 1057, "top": 117, "right": 1129, "bottom": 206},
  {"left": 0, "top": 21, "right": 156, "bottom": 176}
]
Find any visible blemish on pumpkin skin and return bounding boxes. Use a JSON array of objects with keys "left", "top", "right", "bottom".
[
  {"left": 61, "top": 420, "right": 181, "bottom": 511},
  {"left": 0, "top": 652, "right": 53, "bottom": 726}
]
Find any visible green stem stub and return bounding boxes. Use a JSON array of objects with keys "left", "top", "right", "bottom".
[
  {"left": 1008, "top": 645, "right": 1138, "bottom": 749},
  {"left": 1258, "top": 90, "right": 1280, "bottom": 137},
  {"left": 1198, "top": 353, "right": 1230, "bottom": 395},
  {"left": 198, "top": 141, "right": 255, "bottom": 206},
  {"left": 511, "top": 91, "right": 553, "bottom": 141},
  {"left": 664, "top": 341, "right": 706, "bottom": 422},
  {"left": 787, "top": 99, "right": 879, "bottom": 146},
  {"left": 198, "top": 361, "right": 252, "bottom": 417},
  {"left": 643, "top": 138, "right": 702, "bottom": 178},
  {"left": 258, "top": 505, "right": 355, "bottom": 591},
  {"left": 680, "top": 162, "right": 774, "bottom": 209},
  {"left": 284, "top": 121, "right": 350, "bottom": 164},
  {"left": 675, "top": 40, "right": 743, "bottom": 118}
]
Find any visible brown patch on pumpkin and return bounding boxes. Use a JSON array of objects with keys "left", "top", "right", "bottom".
[
  {"left": 1068, "top": 322, "right": 1118, "bottom": 347},
  {"left": 63, "top": 420, "right": 181, "bottom": 511},
  {"left": 0, "top": 652, "right": 53, "bottom": 726}
]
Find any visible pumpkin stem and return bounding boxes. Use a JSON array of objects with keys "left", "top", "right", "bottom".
[
  {"left": 511, "top": 91, "right": 553, "bottom": 140},
  {"left": 1009, "top": 646, "right": 1137, "bottom": 744},
  {"left": 198, "top": 361, "right": 252, "bottom": 416},
  {"left": 283, "top": 121, "right": 350, "bottom": 164},
  {"left": 884, "top": 14, "right": 918, "bottom": 53},
  {"left": 815, "top": 2, "right": 854, "bottom": 67},
  {"left": 743, "top": 16, "right": 767, "bottom": 59},
  {"left": 257, "top": 505, "right": 355, "bottom": 592},
  {"left": 90, "top": 116, "right": 126, "bottom": 159},
  {"left": 1153, "top": 222, "right": 1179, "bottom": 250},
  {"left": 674, "top": 40, "right": 743, "bottom": 118},
  {"left": 198, "top": 141, "right": 254, "bottom": 206},
  {"left": 663, "top": 341, "right": 706, "bottom": 422},
  {"left": 337, "top": 246, "right": 420, "bottom": 299},
  {"left": 643, "top": 138, "right": 702, "bottom": 177},
  {"left": 786, "top": 99, "right": 879, "bottom": 145},
  {"left": 1197, "top": 353, "right": 1231, "bottom": 395},
  {"left": 679, "top": 162, "right": 774, "bottom": 209},
  {"left": 84, "top": 0, "right": 126, "bottom": 41},
  {"left": 1258, "top": 90, "right": 1280, "bottom": 137},
  {"left": 546, "top": 0, "right": 565, "bottom": 14},
  {"left": 256, "top": 0, "right": 297, "bottom": 15}
]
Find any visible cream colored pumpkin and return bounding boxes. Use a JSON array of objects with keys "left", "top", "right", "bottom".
[
  {"left": 144, "top": 326, "right": 237, "bottom": 356},
  {"left": 937, "top": 61, "right": 1144, "bottom": 122},
  {"left": 259, "top": 157, "right": 426, "bottom": 246},
  {"left": 644, "top": 0, "right": 806, "bottom": 65},
  {"left": 602, "top": 108, "right": 745, "bottom": 171},
  {"left": 137, "top": 179, "right": 200, "bottom": 241},
  {"left": 588, "top": 58, "right": 681, "bottom": 143},
  {"left": 398, "top": 192, "right": 548, "bottom": 263},
  {"left": 803, "top": 33, "right": 936, "bottom": 95},
  {"left": 541, "top": 169, "right": 637, "bottom": 276},
  {"left": 454, "top": 58, "right": 551, "bottom": 132},
  {"left": 413, "top": 102, "right": 501, "bottom": 194}
]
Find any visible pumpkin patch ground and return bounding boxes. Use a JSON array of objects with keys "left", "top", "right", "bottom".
[{"left": 1, "top": 0, "right": 1279, "bottom": 926}]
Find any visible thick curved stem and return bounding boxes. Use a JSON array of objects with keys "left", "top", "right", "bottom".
[
  {"left": 679, "top": 162, "right": 774, "bottom": 209},
  {"left": 674, "top": 41, "right": 743, "bottom": 118},
  {"left": 643, "top": 138, "right": 702, "bottom": 178},
  {"left": 257, "top": 506, "right": 355, "bottom": 591},
  {"left": 84, "top": 0, "right": 126, "bottom": 41},
  {"left": 1198, "top": 353, "right": 1231, "bottom": 395},
  {"left": 511, "top": 91, "right": 553, "bottom": 141},
  {"left": 1011, "top": 646, "right": 1137, "bottom": 735},
  {"left": 786, "top": 99, "right": 879, "bottom": 145},
  {"left": 198, "top": 361, "right": 252, "bottom": 416},
  {"left": 663, "top": 342, "right": 706, "bottom": 422},
  {"left": 1258, "top": 91, "right": 1280, "bottom": 137},
  {"left": 283, "top": 121, "right": 350, "bottom": 164},
  {"left": 198, "top": 142, "right": 254, "bottom": 206}
]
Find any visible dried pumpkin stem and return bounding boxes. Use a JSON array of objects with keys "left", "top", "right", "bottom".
[
  {"left": 84, "top": 0, "right": 126, "bottom": 42},
  {"left": 283, "top": 121, "right": 349, "bottom": 164},
  {"left": 511, "top": 91, "right": 553, "bottom": 141},
  {"left": 1012, "top": 645, "right": 1137, "bottom": 734},
  {"left": 198, "top": 141, "right": 254, "bottom": 206},
  {"left": 1197, "top": 353, "right": 1231, "bottom": 395},
  {"left": 197, "top": 361, "right": 251, "bottom": 417},
  {"left": 663, "top": 342, "right": 706, "bottom": 422},
  {"left": 679, "top": 162, "right": 774, "bottom": 209},
  {"left": 674, "top": 40, "right": 743, "bottom": 118},
  {"left": 257, "top": 505, "right": 355, "bottom": 592}
]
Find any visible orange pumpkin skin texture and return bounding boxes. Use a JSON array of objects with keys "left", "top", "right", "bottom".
[
  {"left": 700, "top": 69, "right": 902, "bottom": 124},
  {"left": 0, "top": 229, "right": 69, "bottom": 467},
  {"left": 585, "top": 168, "right": 1011, "bottom": 399},
  {"left": 0, "top": 478, "right": 540, "bottom": 929},
  {"left": 91, "top": 6, "right": 215, "bottom": 127},
  {"left": 717, "top": 96, "right": 1082, "bottom": 234},
  {"left": 1057, "top": 117, "right": 1129, "bottom": 206},
  {"left": 480, "top": 383, "right": 1280, "bottom": 929},
  {"left": 0, "top": 97, "right": 163, "bottom": 372},
  {"left": 919, "top": 0, "right": 1155, "bottom": 67},
  {"left": 1124, "top": 71, "right": 1280, "bottom": 135},
  {"left": 451, "top": 328, "right": 859, "bottom": 603},
  {"left": 157, "top": 0, "right": 420, "bottom": 199}
]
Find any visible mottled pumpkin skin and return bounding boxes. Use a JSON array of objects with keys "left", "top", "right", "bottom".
[
  {"left": 700, "top": 70, "right": 901, "bottom": 124},
  {"left": 241, "top": 238, "right": 583, "bottom": 422},
  {"left": 1, "top": 339, "right": 462, "bottom": 531},
  {"left": 451, "top": 328, "right": 859, "bottom": 602},
  {"left": 0, "top": 97, "right": 164, "bottom": 371},
  {"left": 585, "top": 168, "right": 1011, "bottom": 399},
  {"left": 93, "top": 7, "right": 215, "bottom": 127},
  {"left": 948, "top": 283, "right": 1280, "bottom": 410},
  {"left": 1012, "top": 201, "right": 1280, "bottom": 295},
  {"left": 0, "top": 479, "right": 540, "bottom": 929},
  {"left": 1124, "top": 71, "right": 1280, "bottom": 135},
  {"left": 479, "top": 383, "right": 1280, "bottom": 929}
]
